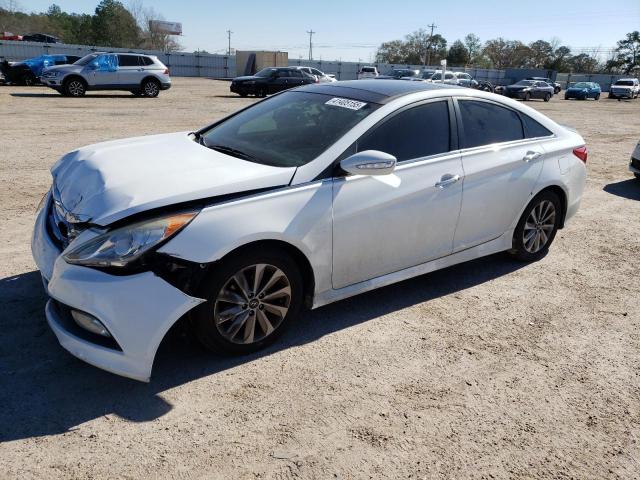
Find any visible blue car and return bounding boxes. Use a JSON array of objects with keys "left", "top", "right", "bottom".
[
  {"left": 0, "top": 54, "right": 81, "bottom": 85},
  {"left": 564, "top": 82, "right": 601, "bottom": 100}
]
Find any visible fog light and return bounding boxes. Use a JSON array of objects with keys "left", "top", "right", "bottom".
[{"left": 70, "top": 310, "right": 111, "bottom": 338}]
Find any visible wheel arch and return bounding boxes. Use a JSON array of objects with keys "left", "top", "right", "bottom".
[
  {"left": 140, "top": 75, "right": 160, "bottom": 86},
  {"left": 533, "top": 184, "right": 568, "bottom": 229},
  {"left": 63, "top": 74, "right": 87, "bottom": 87},
  {"left": 211, "top": 239, "right": 316, "bottom": 308}
]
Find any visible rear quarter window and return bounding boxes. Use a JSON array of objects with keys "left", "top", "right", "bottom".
[
  {"left": 520, "top": 114, "right": 553, "bottom": 138},
  {"left": 458, "top": 100, "right": 524, "bottom": 148}
]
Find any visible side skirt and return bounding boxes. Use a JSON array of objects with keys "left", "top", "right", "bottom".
[{"left": 311, "top": 231, "right": 513, "bottom": 309}]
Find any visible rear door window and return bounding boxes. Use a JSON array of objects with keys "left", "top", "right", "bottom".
[
  {"left": 117, "top": 55, "right": 139, "bottom": 67},
  {"left": 458, "top": 100, "right": 524, "bottom": 148},
  {"left": 358, "top": 101, "right": 451, "bottom": 162}
]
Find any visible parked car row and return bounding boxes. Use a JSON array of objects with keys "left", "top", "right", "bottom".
[{"left": 1, "top": 32, "right": 61, "bottom": 43}]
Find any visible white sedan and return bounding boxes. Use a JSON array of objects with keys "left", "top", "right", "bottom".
[{"left": 32, "top": 80, "right": 587, "bottom": 381}]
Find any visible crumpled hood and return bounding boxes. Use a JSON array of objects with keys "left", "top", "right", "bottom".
[
  {"left": 43, "top": 64, "right": 83, "bottom": 75},
  {"left": 51, "top": 132, "right": 296, "bottom": 226}
]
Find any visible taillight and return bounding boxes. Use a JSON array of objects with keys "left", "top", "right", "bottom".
[
  {"left": 164, "top": 68, "right": 170, "bottom": 75},
  {"left": 573, "top": 146, "right": 588, "bottom": 163}
]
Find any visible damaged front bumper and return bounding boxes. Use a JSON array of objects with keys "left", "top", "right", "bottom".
[{"left": 31, "top": 194, "right": 205, "bottom": 381}]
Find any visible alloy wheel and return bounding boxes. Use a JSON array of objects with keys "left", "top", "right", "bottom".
[
  {"left": 68, "top": 80, "right": 84, "bottom": 96},
  {"left": 144, "top": 81, "right": 159, "bottom": 96},
  {"left": 523, "top": 200, "right": 556, "bottom": 253},
  {"left": 214, "top": 263, "right": 292, "bottom": 344}
]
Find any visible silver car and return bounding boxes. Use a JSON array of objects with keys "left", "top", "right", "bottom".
[
  {"left": 630, "top": 140, "right": 640, "bottom": 179},
  {"left": 40, "top": 52, "right": 171, "bottom": 97}
]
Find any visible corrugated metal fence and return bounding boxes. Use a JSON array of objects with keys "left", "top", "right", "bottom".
[{"left": 0, "top": 40, "right": 235, "bottom": 78}]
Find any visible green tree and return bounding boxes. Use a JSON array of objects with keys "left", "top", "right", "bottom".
[
  {"left": 569, "top": 53, "right": 599, "bottom": 73},
  {"left": 447, "top": 40, "right": 469, "bottom": 66},
  {"left": 375, "top": 29, "right": 446, "bottom": 65},
  {"left": 92, "top": 0, "right": 140, "bottom": 48},
  {"left": 482, "top": 38, "right": 531, "bottom": 69},
  {"left": 464, "top": 33, "right": 482, "bottom": 64},
  {"left": 528, "top": 40, "right": 553, "bottom": 68},
  {"left": 612, "top": 31, "right": 640, "bottom": 74}
]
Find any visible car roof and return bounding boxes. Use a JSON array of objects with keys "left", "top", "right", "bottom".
[{"left": 297, "top": 79, "right": 461, "bottom": 104}]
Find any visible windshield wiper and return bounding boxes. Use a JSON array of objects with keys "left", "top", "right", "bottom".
[
  {"left": 208, "top": 144, "right": 258, "bottom": 162},
  {"left": 191, "top": 131, "right": 207, "bottom": 146}
]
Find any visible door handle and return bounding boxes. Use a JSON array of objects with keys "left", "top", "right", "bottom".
[
  {"left": 523, "top": 151, "right": 543, "bottom": 162},
  {"left": 435, "top": 174, "right": 460, "bottom": 188}
]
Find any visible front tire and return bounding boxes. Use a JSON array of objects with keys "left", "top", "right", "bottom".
[
  {"left": 22, "top": 72, "right": 36, "bottom": 86},
  {"left": 192, "top": 247, "right": 304, "bottom": 355},
  {"left": 509, "top": 191, "right": 561, "bottom": 261},
  {"left": 141, "top": 78, "right": 160, "bottom": 97},
  {"left": 544, "top": 93, "right": 551, "bottom": 102},
  {"left": 595, "top": 93, "right": 600, "bottom": 100},
  {"left": 63, "top": 77, "right": 86, "bottom": 97}
]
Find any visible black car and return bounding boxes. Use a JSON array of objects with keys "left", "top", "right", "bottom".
[
  {"left": 22, "top": 33, "right": 61, "bottom": 43},
  {"left": 504, "top": 80, "right": 554, "bottom": 101},
  {"left": 375, "top": 68, "right": 420, "bottom": 80},
  {"left": 0, "top": 54, "right": 81, "bottom": 85},
  {"left": 230, "top": 67, "right": 317, "bottom": 97},
  {"left": 527, "top": 76, "right": 561, "bottom": 94}
]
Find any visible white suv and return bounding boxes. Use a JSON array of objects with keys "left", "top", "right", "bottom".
[
  {"left": 294, "top": 66, "right": 336, "bottom": 83},
  {"left": 609, "top": 78, "right": 639, "bottom": 99},
  {"left": 357, "top": 66, "right": 378, "bottom": 79},
  {"left": 40, "top": 52, "right": 171, "bottom": 97}
]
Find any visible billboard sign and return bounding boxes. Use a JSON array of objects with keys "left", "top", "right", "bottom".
[{"left": 149, "top": 21, "right": 182, "bottom": 35}]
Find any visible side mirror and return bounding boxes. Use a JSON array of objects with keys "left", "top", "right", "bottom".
[
  {"left": 340, "top": 150, "right": 397, "bottom": 176},
  {"left": 88, "top": 61, "right": 98, "bottom": 70}
]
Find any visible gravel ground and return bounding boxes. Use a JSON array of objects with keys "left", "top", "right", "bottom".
[{"left": 0, "top": 78, "right": 639, "bottom": 479}]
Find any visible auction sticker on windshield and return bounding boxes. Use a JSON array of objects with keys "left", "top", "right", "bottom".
[{"left": 325, "top": 98, "right": 368, "bottom": 110}]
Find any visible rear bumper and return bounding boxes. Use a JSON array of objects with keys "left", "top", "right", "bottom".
[
  {"left": 160, "top": 81, "right": 171, "bottom": 90},
  {"left": 609, "top": 90, "right": 634, "bottom": 98}
]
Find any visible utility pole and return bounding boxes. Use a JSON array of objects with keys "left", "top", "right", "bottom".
[
  {"left": 226, "top": 30, "right": 233, "bottom": 56},
  {"left": 425, "top": 23, "right": 437, "bottom": 67},
  {"left": 307, "top": 30, "right": 315, "bottom": 61}
]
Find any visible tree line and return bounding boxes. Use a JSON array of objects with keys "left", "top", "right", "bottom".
[
  {"left": 0, "top": 0, "right": 182, "bottom": 52},
  {"left": 376, "top": 30, "right": 640, "bottom": 75}
]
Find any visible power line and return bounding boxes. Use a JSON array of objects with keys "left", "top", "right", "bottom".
[
  {"left": 425, "top": 22, "right": 437, "bottom": 66},
  {"left": 306, "top": 29, "right": 315, "bottom": 60},
  {"left": 226, "top": 29, "right": 233, "bottom": 56}
]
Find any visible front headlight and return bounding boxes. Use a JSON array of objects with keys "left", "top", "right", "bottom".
[
  {"left": 64, "top": 211, "right": 198, "bottom": 267},
  {"left": 42, "top": 71, "right": 59, "bottom": 78}
]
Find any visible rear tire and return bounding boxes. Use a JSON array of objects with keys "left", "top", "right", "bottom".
[
  {"left": 509, "top": 191, "right": 562, "bottom": 262},
  {"left": 191, "top": 247, "right": 304, "bottom": 355},
  {"left": 634, "top": 173, "right": 640, "bottom": 180},
  {"left": 63, "top": 77, "right": 86, "bottom": 97},
  {"left": 595, "top": 93, "right": 600, "bottom": 100},
  {"left": 141, "top": 78, "right": 160, "bottom": 97},
  {"left": 524, "top": 92, "right": 531, "bottom": 101},
  {"left": 22, "top": 72, "right": 36, "bottom": 86}
]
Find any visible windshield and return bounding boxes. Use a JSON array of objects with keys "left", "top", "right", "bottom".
[
  {"left": 361, "top": 67, "right": 375, "bottom": 73},
  {"left": 200, "top": 91, "right": 380, "bottom": 168},
  {"left": 74, "top": 54, "right": 99, "bottom": 66},
  {"left": 573, "top": 82, "right": 589, "bottom": 88},
  {"left": 515, "top": 80, "right": 536, "bottom": 86},
  {"left": 614, "top": 80, "right": 634, "bottom": 86},
  {"left": 255, "top": 68, "right": 276, "bottom": 78}
]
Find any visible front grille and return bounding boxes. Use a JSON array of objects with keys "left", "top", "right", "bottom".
[{"left": 46, "top": 195, "right": 86, "bottom": 249}]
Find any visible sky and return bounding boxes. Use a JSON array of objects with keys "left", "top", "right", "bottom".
[{"left": 19, "top": 0, "right": 640, "bottom": 62}]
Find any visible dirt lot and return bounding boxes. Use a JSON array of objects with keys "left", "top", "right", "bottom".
[{"left": 0, "top": 78, "right": 639, "bottom": 479}]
